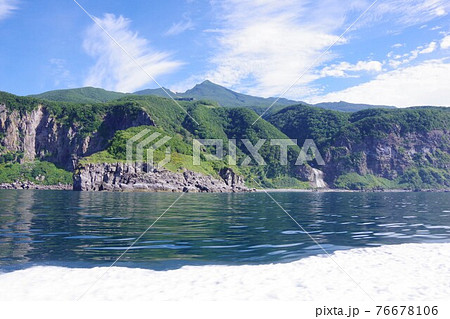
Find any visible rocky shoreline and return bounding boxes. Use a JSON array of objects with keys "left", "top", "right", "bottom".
[
  {"left": 73, "top": 162, "right": 254, "bottom": 193},
  {"left": 0, "top": 182, "right": 448, "bottom": 192},
  {"left": 0, "top": 181, "right": 72, "bottom": 190}
]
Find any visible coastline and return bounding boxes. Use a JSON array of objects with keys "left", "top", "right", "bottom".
[
  {"left": 0, "top": 182, "right": 72, "bottom": 191},
  {"left": 0, "top": 183, "right": 449, "bottom": 193},
  {"left": 256, "top": 188, "right": 450, "bottom": 193}
]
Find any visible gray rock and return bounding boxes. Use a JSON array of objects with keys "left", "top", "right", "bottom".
[{"left": 73, "top": 162, "right": 252, "bottom": 193}]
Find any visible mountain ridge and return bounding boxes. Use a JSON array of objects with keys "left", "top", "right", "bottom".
[
  {"left": 1, "top": 90, "right": 449, "bottom": 191},
  {"left": 28, "top": 80, "right": 399, "bottom": 113}
]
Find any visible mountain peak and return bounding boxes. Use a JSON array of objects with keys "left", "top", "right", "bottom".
[{"left": 193, "top": 79, "right": 224, "bottom": 89}]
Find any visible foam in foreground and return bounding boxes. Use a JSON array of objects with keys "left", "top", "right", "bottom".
[{"left": 0, "top": 243, "right": 449, "bottom": 301}]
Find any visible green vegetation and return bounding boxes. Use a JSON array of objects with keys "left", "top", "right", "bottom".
[
  {"left": 268, "top": 104, "right": 350, "bottom": 148},
  {"left": 0, "top": 91, "right": 147, "bottom": 137},
  {"left": 314, "top": 101, "right": 395, "bottom": 112},
  {"left": 0, "top": 151, "right": 24, "bottom": 163},
  {"left": 1, "top": 89, "right": 450, "bottom": 190},
  {"left": 0, "top": 161, "right": 72, "bottom": 185},
  {"left": 29, "top": 87, "right": 126, "bottom": 104},
  {"left": 269, "top": 105, "right": 450, "bottom": 148},
  {"left": 334, "top": 167, "right": 450, "bottom": 191},
  {"left": 398, "top": 167, "right": 450, "bottom": 190},
  {"left": 338, "top": 107, "right": 450, "bottom": 143},
  {"left": 334, "top": 173, "right": 398, "bottom": 190}
]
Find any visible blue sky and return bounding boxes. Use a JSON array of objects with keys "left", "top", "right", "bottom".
[{"left": 0, "top": 0, "right": 449, "bottom": 107}]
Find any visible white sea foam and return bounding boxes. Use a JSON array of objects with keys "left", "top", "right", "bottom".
[{"left": 0, "top": 243, "right": 449, "bottom": 301}]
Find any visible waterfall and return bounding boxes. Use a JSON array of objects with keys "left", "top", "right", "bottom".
[{"left": 311, "top": 168, "right": 326, "bottom": 188}]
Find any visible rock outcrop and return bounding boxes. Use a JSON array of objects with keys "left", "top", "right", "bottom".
[
  {"left": 73, "top": 162, "right": 252, "bottom": 193},
  {"left": 324, "top": 128, "right": 450, "bottom": 181},
  {"left": 0, "top": 182, "right": 72, "bottom": 190},
  {"left": 0, "top": 104, "right": 153, "bottom": 170}
]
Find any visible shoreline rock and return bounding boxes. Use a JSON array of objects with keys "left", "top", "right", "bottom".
[
  {"left": 0, "top": 181, "right": 72, "bottom": 190},
  {"left": 73, "top": 162, "right": 254, "bottom": 193}
]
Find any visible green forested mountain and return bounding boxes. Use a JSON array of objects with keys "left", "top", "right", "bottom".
[
  {"left": 314, "top": 101, "right": 395, "bottom": 112},
  {"left": 133, "top": 87, "right": 176, "bottom": 98},
  {"left": 1, "top": 90, "right": 449, "bottom": 190},
  {"left": 28, "top": 81, "right": 397, "bottom": 113},
  {"left": 179, "top": 80, "right": 298, "bottom": 109},
  {"left": 29, "top": 87, "right": 127, "bottom": 104},
  {"left": 134, "top": 80, "right": 396, "bottom": 113},
  {"left": 268, "top": 105, "right": 450, "bottom": 190}
]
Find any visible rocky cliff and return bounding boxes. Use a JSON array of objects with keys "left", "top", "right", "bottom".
[
  {"left": 73, "top": 162, "right": 251, "bottom": 192},
  {"left": 0, "top": 103, "right": 152, "bottom": 170},
  {"left": 325, "top": 128, "right": 450, "bottom": 181}
]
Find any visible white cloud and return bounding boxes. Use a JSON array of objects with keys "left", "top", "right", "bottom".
[
  {"left": 309, "top": 59, "right": 450, "bottom": 107},
  {"left": 83, "top": 14, "right": 183, "bottom": 93},
  {"left": 165, "top": 17, "right": 194, "bottom": 36},
  {"left": 321, "top": 60, "right": 383, "bottom": 78},
  {"left": 183, "top": 0, "right": 349, "bottom": 97},
  {"left": 387, "top": 40, "right": 439, "bottom": 68},
  {"left": 388, "top": 60, "right": 402, "bottom": 68},
  {"left": 392, "top": 43, "right": 403, "bottom": 48},
  {"left": 0, "top": 0, "right": 18, "bottom": 21},
  {"left": 175, "top": 0, "right": 450, "bottom": 99},
  {"left": 441, "top": 35, "right": 450, "bottom": 49},
  {"left": 49, "top": 58, "right": 75, "bottom": 88},
  {"left": 419, "top": 41, "right": 437, "bottom": 54},
  {"left": 367, "top": 0, "right": 449, "bottom": 27}
]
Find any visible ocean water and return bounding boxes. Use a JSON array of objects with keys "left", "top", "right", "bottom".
[{"left": 0, "top": 190, "right": 449, "bottom": 300}]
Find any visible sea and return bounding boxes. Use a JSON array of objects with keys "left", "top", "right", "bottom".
[{"left": 0, "top": 190, "right": 449, "bottom": 301}]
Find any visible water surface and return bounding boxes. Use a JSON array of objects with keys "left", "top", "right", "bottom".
[{"left": 0, "top": 190, "right": 449, "bottom": 269}]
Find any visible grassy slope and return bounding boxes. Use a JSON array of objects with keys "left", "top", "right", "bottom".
[
  {"left": 29, "top": 87, "right": 127, "bottom": 104},
  {"left": 0, "top": 161, "right": 72, "bottom": 185}
]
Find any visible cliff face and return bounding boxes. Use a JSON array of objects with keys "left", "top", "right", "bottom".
[
  {"left": 324, "top": 128, "right": 450, "bottom": 180},
  {"left": 73, "top": 162, "right": 250, "bottom": 192},
  {"left": 0, "top": 104, "right": 153, "bottom": 170}
]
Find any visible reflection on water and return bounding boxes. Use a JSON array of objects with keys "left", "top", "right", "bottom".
[{"left": 0, "top": 190, "right": 449, "bottom": 268}]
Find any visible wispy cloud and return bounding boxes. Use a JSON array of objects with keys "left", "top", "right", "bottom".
[
  {"left": 441, "top": 35, "right": 450, "bottom": 49},
  {"left": 420, "top": 41, "right": 437, "bottom": 54},
  {"left": 177, "top": 0, "right": 449, "bottom": 99},
  {"left": 184, "top": 0, "right": 351, "bottom": 98},
  {"left": 49, "top": 58, "right": 75, "bottom": 88},
  {"left": 365, "top": 0, "right": 449, "bottom": 28},
  {"left": 387, "top": 39, "right": 440, "bottom": 69},
  {"left": 165, "top": 16, "right": 194, "bottom": 36},
  {"left": 309, "top": 59, "right": 450, "bottom": 107},
  {"left": 83, "top": 13, "right": 183, "bottom": 93},
  {"left": 0, "top": 0, "right": 18, "bottom": 21},
  {"left": 320, "top": 60, "right": 383, "bottom": 78},
  {"left": 172, "top": 0, "right": 449, "bottom": 102}
]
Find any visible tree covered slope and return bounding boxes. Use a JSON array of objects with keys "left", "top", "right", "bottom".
[{"left": 1, "top": 90, "right": 449, "bottom": 190}]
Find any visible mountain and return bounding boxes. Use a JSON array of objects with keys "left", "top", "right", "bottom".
[
  {"left": 133, "top": 87, "right": 176, "bottom": 98},
  {"left": 1, "top": 90, "right": 449, "bottom": 190},
  {"left": 30, "top": 81, "right": 396, "bottom": 113},
  {"left": 314, "top": 101, "right": 395, "bottom": 112},
  {"left": 134, "top": 80, "right": 396, "bottom": 113},
  {"left": 268, "top": 105, "right": 450, "bottom": 190},
  {"left": 29, "top": 87, "right": 127, "bottom": 104},
  {"left": 176, "top": 80, "right": 299, "bottom": 108},
  {"left": 1, "top": 90, "right": 450, "bottom": 190}
]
